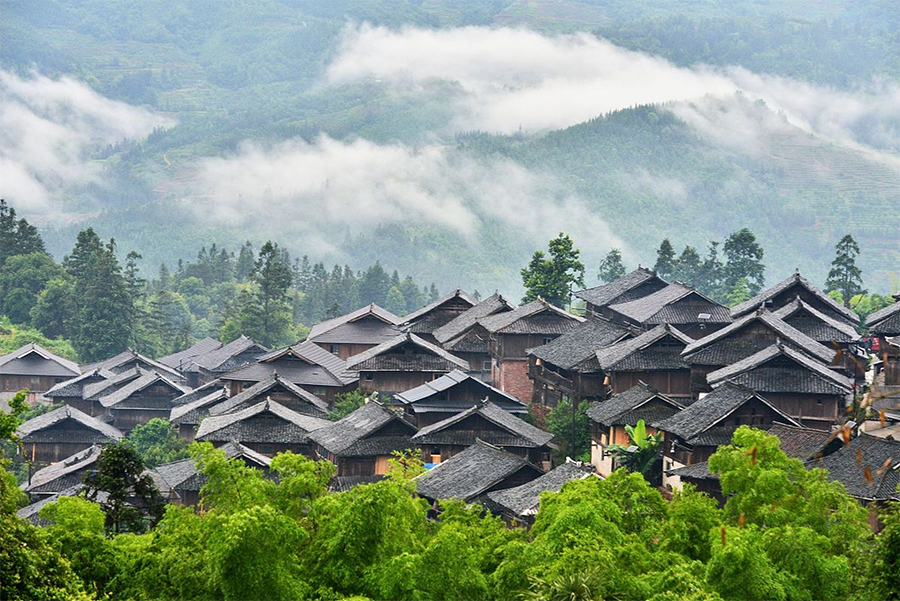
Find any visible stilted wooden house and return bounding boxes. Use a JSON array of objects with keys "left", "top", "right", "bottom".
[
  {"left": 481, "top": 299, "right": 584, "bottom": 403},
  {"left": 0, "top": 343, "right": 80, "bottom": 400},
  {"left": 415, "top": 440, "right": 545, "bottom": 504},
  {"left": 206, "top": 372, "right": 329, "bottom": 418},
  {"left": 16, "top": 405, "right": 123, "bottom": 465},
  {"left": 194, "top": 399, "right": 330, "bottom": 458},
  {"left": 98, "top": 370, "right": 190, "bottom": 432},
  {"left": 306, "top": 303, "right": 402, "bottom": 359},
  {"left": 574, "top": 268, "right": 669, "bottom": 320},
  {"left": 810, "top": 434, "right": 900, "bottom": 506},
  {"left": 432, "top": 292, "right": 514, "bottom": 381},
  {"left": 82, "top": 349, "right": 185, "bottom": 382},
  {"left": 605, "top": 282, "right": 732, "bottom": 338},
  {"left": 393, "top": 369, "right": 527, "bottom": 428},
  {"left": 76, "top": 366, "right": 146, "bottom": 418},
  {"left": 22, "top": 444, "right": 104, "bottom": 501},
  {"left": 398, "top": 289, "right": 477, "bottom": 343},
  {"left": 411, "top": 399, "right": 555, "bottom": 468},
  {"left": 527, "top": 318, "right": 633, "bottom": 407},
  {"left": 310, "top": 401, "right": 418, "bottom": 477},
  {"left": 773, "top": 297, "right": 864, "bottom": 377},
  {"left": 157, "top": 337, "right": 222, "bottom": 375},
  {"left": 346, "top": 333, "right": 470, "bottom": 395},
  {"left": 160, "top": 336, "right": 268, "bottom": 387},
  {"left": 586, "top": 382, "right": 684, "bottom": 476},
  {"left": 484, "top": 460, "right": 596, "bottom": 525},
  {"left": 44, "top": 368, "right": 112, "bottom": 412},
  {"left": 706, "top": 343, "right": 854, "bottom": 430},
  {"left": 595, "top": 324, "right": 694, "bottom": 400},
  {"left": 169, "top": 386, "right": 229, "bottom": 441},
  {"left": 730, "top": 272, "right": 860, "bottom": 327},
  {"left": 868, "top": 298, "right": 900, "bottom": 386},
  {"left": 654, "top": 381, "right": 798, "bottom": 491},
  {"left": 219, "top": 340, "right": 357, "bottom": 403}
]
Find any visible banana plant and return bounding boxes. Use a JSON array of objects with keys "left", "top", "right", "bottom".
[{"left": 606, "top": 419, "right": 664, "bottom": 484}]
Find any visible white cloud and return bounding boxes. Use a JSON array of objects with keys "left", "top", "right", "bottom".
[{"left": 0, "top": 70, "right": 172, "bottom": 211}]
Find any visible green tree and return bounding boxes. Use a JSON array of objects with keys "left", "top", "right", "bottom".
[
  {"left": 726, "top": 277, "right": 752, "bottom": 307},
  {"left": 674, "top": 245, "right": 703, "bottom": 287},
  {"left": 606, "top": 419, "right": 664, "bottom": 484},
  {"left": 29, "top": 277, "right": 74, "bottom": 339},
  {"left": 654, "top": 239, "right": 677, "bottom": 280},
  {"left": 865, "top": 504, "right": 900, "bottom": 600},
  {"left": 328, "top": 390, "right": 367, "bottom": 421},
  {"left": 385, "top": 285, "right": 407, "bottom": 316},
  {"left": 126, "top": 419, "right": 189, "bottom": 467},
  {"left": 0, "top": 253, "right": 65, "bottom": 325},
  {"left": 521, "top": 233, "right": 586, "bottom": 308},
  {"left": 826, "top": 234, "right": 866, "bottom": 308},
  {"left": 597, "top": 248, "right": 626, "bottom": 284},
  {"left": 0, "top": 199, "right": 45, "bottom": 267},
  {"left": 83, "top": 442, "right": 163, "bottom": 534},
  {"left": 722, "top": 229, "right": 765, "bottom": 297},
  {"left": 545, "top": 396, "right": 590, "bottom": 461}
]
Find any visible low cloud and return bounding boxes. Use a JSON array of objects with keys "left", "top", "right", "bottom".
[{"left": 0, "top": 70, "right": 172, "bottom": 211}]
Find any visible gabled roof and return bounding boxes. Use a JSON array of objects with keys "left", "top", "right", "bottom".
[
  {"left": 345, "top": 333, "right": 470, "bottom": 372},
  {"left": 399, "top": 289, "right": 477, "bottom": 333},
  {"left": 527, "top": 318, "right": 632, "bottom": 371},
  {"left": 393, "top": 369, "right": 526, "bottom": 414},
  {"left": 809, "top": 434, "right": 900, "bottom": 501},
  {"left": 224, "top": 340, "right": 357, "bottom": 387},
  {"left": 169, "top": 387, "right": 230, "bottom": 426},
  {"left": 195, "top": 399, "right": 330, "bottom": 443},
  {"left": 574, "top": 267, "right": 668, "bottom": 308},
  {"left": 152, "top": 441, "right": 271, "bottom": 495},
  {"left": 412, "top": 400, "right": 554, "bottom": 448},
  {"left": 478, "top": 299, "right": 584, "bottom": 335},
  {"left": 772, "top": 297, "right": 861, "bottom": 343},
  {"left": 485, "top": 460, "right": 596, "bottom": 518},
  {"left": 81, "top": 349, "right": 184, "bottom": 381},
  {"left": 595, "top": 324, "right": 693, "bottom": 372},
  {"left": 653, "top": 381, "right": 798, "bottom": 442},
  {"left": 307, "top": 303, "right": 402, "bottom": 341},
  {"left": 184, "top": 336, "right": 267, "bottom": 373},
  {"left": 82, "top": 366, "right": 145, "bottom": 400},
  {"left": 16, "top": 404, "right": 123, "bottom": 442},
  {"left": 98, "top": 370, "right": 190, "bottom": 408},
  {"left": 432, "top": 293, "right": 514, "bottom": 345},
  {"left": 0, "top": 343, "right": 80, "bottom": 377},
  {"left": 310, "top": 401, "right": 417, "bottom": 456},
  {"left": 586, "top": 382, "right": 684, "bottom": 427},
  {"left": 682, "top": 309, "right": 838, "bottom": 366},
  {"left": 158, "top": 337, "right": 222, "bottom": 369},
  {"left": 23, "top": 444, "right": 104, "bottom": 492},
  {"left": 868, "top": 301, "right": 900, "bottom": 335},
  {"left": 443, "top": 327, "right": 492, "bottom": 355},
  {"left": 767, "top": 422, "right": 835, "bottom": 460},
  {"left": 415, "top": 440, "right": 544, "bottom": 502},
  {"left": 730, "top": 272, "right": 859, "bottom": 324},
  {"left": 607, "top": 282, "right": 731, "bottom": 326},
  {"left": 45, "top": 368, "right": 111, "bottom": 399},
  {"left": 171, "top": 379, "right": 226, "bottom": 406},
  {"left": 706, "top": 343, "right": 853, "bottom": 395},
  {"left": 207, "top": 373, "right": 328, "bottom": 417}
]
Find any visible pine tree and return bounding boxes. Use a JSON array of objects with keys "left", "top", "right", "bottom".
[
  {"left": 722, "top": 228, "right": 765, "bottom": 297},
  {"left": 521, "top": 233, "right": 585, "bottom": 307},
  {"left": 825, "top": 234, "right": 865, "bottom": 307},
  {"left": 597, "top": 248, "right": 626, "bottom": 284},
  {"left": 0, "top": 199, "right": 45, "bottom": 266},
  {"left": 674, "top": 245, "right": 702, "bottom": 287},
  {"left": 236, "top": 241, "right": 256, "bottom": 283},
  {"left": 654, "top": 239, "right": 676, "bottom": 280}
]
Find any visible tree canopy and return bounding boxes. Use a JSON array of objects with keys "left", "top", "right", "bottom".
[{"left": 521, "top": 233, "right": 585, "bottom": 308}]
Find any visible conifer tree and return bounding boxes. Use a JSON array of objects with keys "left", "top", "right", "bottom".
[
  {"left": 722, "top": 228, "right": 765, "bottom": 297},
  {"left": 825, "top": 234, "right": 865, "bottom": 307},
  {"left": 654, "top": 239, "right": 676, "bottom": 280},
  {"left": 597, "top": 248, "right": 626, "bottom": 284},
  {"left": 0, "top": 199, "right": 45, "bottom": 267}
]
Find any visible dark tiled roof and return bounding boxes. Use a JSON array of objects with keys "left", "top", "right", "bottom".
[
  {"left": 169, "top": 388, "right": 229, "bottom": 426},
  {"left": 485, "top": 460, "right": 596, "bottom": 518},
  {"left": 81, "top": 350, "right": 184, "bottom": 381},
  {"left": 654, "top": 381, "right": 796, "bottom": 441},
  {"left": 207, "top": 373, "right": 328, "bottom": 417},
  {"left": 16, "top": 405, "right": 123, "bottom": 442},
  {"left": 45, "top": 369, "right": 111, "bottom": 399},
  {"left": 668, "top": 461, "right": 718, "bottom": 480},
  {"left": 171, "top": 379, "right": 225, "bottom": 406},
  {"left": 83, "top": 367, "right": 142, "bottom": 400},
  {"left": 412, "top": 400, "right": 554, "bottom": 448},
  {"left": 307, "top": 304, "right": 402, "bottom": 342},
  {"left": 195, "top": 399, "right": 330, "bottom": 444},
  {"left": 16, "top": 486, "right": 93, "bottom": 526},
  {"left": 479, "top": 299, "right": 584, "bottom": 335},
  {"left": 772, "top": 297, "right": 860, "bottom": 343},
  {"left": 225, "top": 340, "right": 357, "bottom": 387},
  {"left": 574, "top": 268, "right": 667, "bottom": 308},
  {"left": 809, "top": 434, "right": 900, "bottom": 501},
  {"left": 188, "top": 336, "right": 267, "bottom": 373},
  {"left": 152, "top": 441, "right": 271, "bottom": 497},
  {"left": 527, "top": 318, "right": 632, "bottom": 371},
  {"left": 595, "top": 324, "right": 693, "bottom": 372},
  {"left": 608, "top": 282, "right": 731, "bottom": 326},
  {"left": 394, "top": 369, "right": 526, "bottom": 414},
  {"left": 345, "top": 333, "right": 469, "bottom": 372},
  {"left": 98, "top": 371, "right": 189, "bottom": 408},
  {"left": 682, "top": 309, "right": 838, "bottom": 367},
  {"left": 706, "top": 344, "right": 853, "bottom": 395},
  {"left": 869, "top": 302, "right": 900, "bottom": 335},
  {"left": 586, "top": 382, "right": 683, "bottom": 427},
  {"left": 767, "top": 423, "right": 834, "bottom": 460},
  {"left": 329, "top": 475, "right": 386, "bottom": 492},
  {"left": 158, "top": 338, "right": 222, "bottom": 369},
  {"left": 23, "top": 445, "right": 103, "bottom": 493},
  {"left": 0, "top": 343, "right": 80, "bottom": 378},
  {"left": 730, "top": 273, "right": 859, "bottom": 324},
  {"left": 400, "top": 289, "right": 476, "bottom": 330},
  {"left": 415, "top": 441, "right": 543, "bottom": 502},
  {"left": 443, "top": 327, "right": 490, "bottom": 354},
  {"left": 432, "top": 293, "right": 514, "bottom": 345},
  {"left": 310, "top": 401, "right": 417, "bottom": 456}
]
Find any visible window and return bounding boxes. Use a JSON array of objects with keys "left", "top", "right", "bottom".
[
  {"left": 482, "top": 360, "right": 492, "bottom": 372},
  {"left": 365, "top": 373, "right": 374, "bottom": 381},
  {"left": 330, "top": 345, "right": 340, "bottom": 355},
  {"left": 259, "top": 445, "right": 274, "bottom": 455},
  {"left": 542, "top": 337, "right": 553, "bottom": 345}
]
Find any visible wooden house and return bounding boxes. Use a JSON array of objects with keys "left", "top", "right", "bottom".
[
  {"left": 481, "top": 299, "right": 584, "bottom": 403},
  {"left": 484, "top": 460, "right": 596, "bottom": 526},
  {"left": 528, "top": 318, "right": 633, "bottom": 407},
  {"left": 44, "top": 368, "right": 112, "bottom": 413},
  {"left": 194, "top": 399, "right": 330, "bottom": 458},
  {"left": 152, "top": 441, "right": 272, "bottom": 507},
  {"left": 346, "top": 333, "right": 470, "bottom": 395},
  {"left": 0, "top": 343, "right": 79, "bottom": 400},
  {"left": 22, "top": 444, "right": 104, "bottom": 501},
  {"left": 393, "top": 369, "right": 528, "bottom": 428},
  {"left": 411, "top": 399, "right": 556, "bottom": 468},
  {"left": 595, "top": 324, "right": 694, "bottom": 400},
  {"left": 706, "top": 343, "right": 854, "bottom": 430},
  {"left": 310, "top": 401, "right": 418, "bottom": 477},
  {"left": 219, "top": 340, "right": 357, "bottom": 403},
  {"left": 681, "top": 308, "right": 840, "bottom": 397},
  {"left": 82, "top": 349, "right": 185, "bottom": 382},
  {"left": 169, "top": 386, "right": 229, "bottom": 441},
  {"left": 98, "top": 370, "right": 190, "bottom": 432},
  {"left": 159, "top": 336, "right": 267, "bottom": 387},
  {"left": 574, "top": 268, "right": 668, "bottom": 320},
  {"left": 868, "top": 298, "right": 900, "bottom": 386},
  {"left": 157, "top": 337, "right": 222, "bottom": 375},
  {"left": 16, "top": 405, "right": 123, "bottom": 465},
  {"left": 306, "top": 303, "right": 402, "bottom": 359},
  {"left": 414, "top": 440, "right": 545, "bottom": 504},
  {"left": 773, "top": 297, "right": 864, "bottom": 378},
  {"left": 206, "top": 373, "right": 329, "bottom": 419},
  {"left": 398, "top": 289, "right": 477, "bottom": 343},
  {"left": 432, "top": 292, "right": 514, "bottom": 381},
  {"left": 76, "top": 366, "right": 146, "bottom": 418},
  {"left": 605, "top": 282, "right": 732, "bottom": 338},
  {"left": 654, "top": 381, "right": 798, "bottom": 491},
  {"left": 730, "top": 272, "right": 860, "bottom": 327},
  {"left": 810, "top": 434, "right": 900, "bottom": 506},
  {"left": 586, "top": 382, "right": 684, "bottom": 476}
]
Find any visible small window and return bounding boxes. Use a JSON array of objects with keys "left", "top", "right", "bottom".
[
  {"left": 365, "top": 373, "right": 374, "bottom": 381},
  {"left": 259, "top": 445, "right": 274, "bottom": 455},
  {"left": 542, "top": 337, "right": 553, "bottom": 345},
  {"left": 482, "top": 360, "right": 492, "bottom": 372},
  {"left": 330, "top": 345, "right": 340, "bottom": 355}
]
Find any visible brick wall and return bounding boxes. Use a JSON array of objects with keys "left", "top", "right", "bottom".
[{"left": 493, "top": 359, "right": 533, "bottom": 403}]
